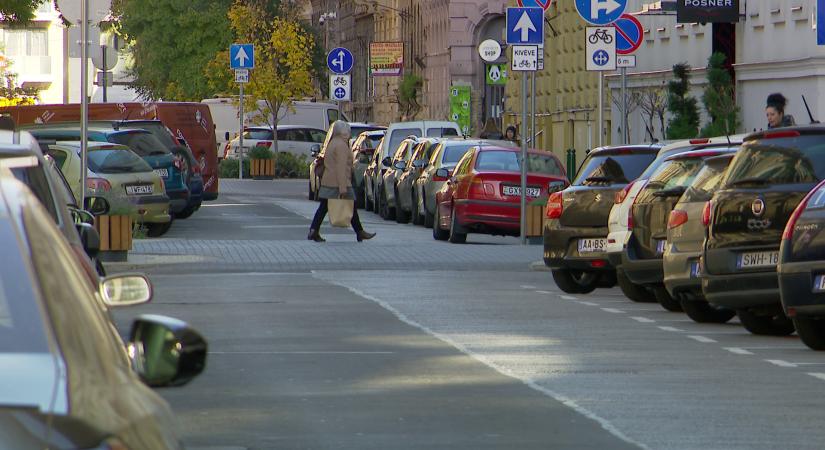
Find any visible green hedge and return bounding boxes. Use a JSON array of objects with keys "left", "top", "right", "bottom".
[{"left": 219, "top": 152, "right": 310, "bottom": 179}]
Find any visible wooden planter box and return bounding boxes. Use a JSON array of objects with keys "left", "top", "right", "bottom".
[
  {"left": 95, "top": 215, "right": 132, "bottom": 262},
  {"left": 250, "top": 158, "right": 275, "bottom": 179},
  {"left": 526, "top": 204, "right": 546, "bottom": 237}
]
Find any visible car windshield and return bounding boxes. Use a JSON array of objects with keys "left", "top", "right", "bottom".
[
  {"left": 724, "top": 135, "right": 825, "bottom": 186},
  {"left": 388, "top": 128, "right": 420, "bottom": 156},
  {"left": 243, "top": 129, "right": 273, "bottom": 140},
  {"left": 441, "top": 144, "right": 475, "bottom": 164},
  {"left": 682, "top": 158, "right": 733, "bottom": 203},
  {"left": 87, "top": 149, "right": 153, "bottom": 174},
  {"left": 475, "top": 151, "right": 564, "bottom": 175},
  {"left": 108, "top": 132, "right": 170, "bottom": 157},
  {"left": 426, "top": 127, "right": 459, "bottom": 137},
  {"left": 573, "top": 152, "right": 656, "bottom": 185}
]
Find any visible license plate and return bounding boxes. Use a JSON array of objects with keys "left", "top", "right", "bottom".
[
  {"left": 656, "top": 239, "right": 666, "bottom": 255},
  {"left": 737, "top": 251, "right": 779, "bottom": 269},
  {"left": 125, "top": 185, "right": 153, "bottom": 195},
  {"left": 502, "top": 185, "right": 541, "bottom": 197},
  {"left": 690, "top": 261, "right": 700, "bottom": 278},
  {"left": 814, "top": 275, "right": 825, "bottom": 293},
  {"left": 154, "top": 168, "right": 169, "bottom": 178},
  {"left": 578, "top": 238, "right": 608, "bottom": 254}
]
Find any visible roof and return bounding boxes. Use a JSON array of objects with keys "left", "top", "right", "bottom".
[
  {"left": 349, "top": 122, "right": 386, "bottom": 129},
  {"left": 589, "top": 143, "right": 663, "bottom": 154},
  {"left": 244, "top": 125, "right": 324, "bottom": 131},
  {"left": 660, "top": 135, "right": 747, "bottom": 152},
  {"left": 50, "top": 141, "right": 130, "bottom": 150},
  {"left": 358, "top": 130, "right": 386, "bottom": 137},
  {"left": 25, "top": 126, "right": 150, "bottom": 135},
  {"left": 474, "top": 145, "right": 559, "bottom": 155}
]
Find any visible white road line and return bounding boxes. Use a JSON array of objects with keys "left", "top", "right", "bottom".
[
  {"left": 657, "top": 326, "right": 684, "bottom": 332},
  {"left": 320, "top": 276, "right": 648, "bottom": 449},
  {"left": 725, "top": 347, "right": 755, "bottom": 355},
  {"left": 209, "top": 351, "right": 395, "bottom": 355},
  {"left": 601, "top": 308, "right": 625, "bottom": 314},
  {"left": 535, "top": 290, "right": 553, "bottom": 295},
  {"left": 687, "top": 335, "right": 717, "bottom": 343},
  {"left": 765, "top": 359, "right": 797, "bottom": 368},
  {"left": 560, "top": 295, "right": 578, "bottom": 300},
  {"left": 808, "top": 373, "right": 825, "bottom": 381},
  {"left": 520, "top": 285, "right": 537, "bottom": 289},
  {"left": 577, "top": 301, "right": 599, "bottom": 306},
  {"left": 630, "top": 316, "right": 656, "bottom": 323}
]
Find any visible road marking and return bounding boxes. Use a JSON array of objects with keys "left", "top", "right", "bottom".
[
  {"left": 209, "top": 351, "right": 395, "bottom": 355},
  {"left": 560, "top": 295, "right": 578, "bottom": 300},
  {"left": 535, "top": 290, "right": 553, "bottom": 294},
  {"left": 725, "top": 347, "right": 755, "bottom": 355},
  {"left": 201, "top": 203, "right": 256, "bottom": 207},
  {"left": 687, "top": 335, "right": 717, "bottom": 343},
  {"left": 765, "top": 359, "right": 797, "bottom": 368},
  {"left": 520, "top": 285, "right": 537, "bottom": 289},
  {"left": 242, "top": 225, "right": 317, "bottom": 229},
  {"left": 602, "top": 308, "right": 625, "bottom": 314},
  {"left": 577, "top": 301, "right": 599, "bottom": 306},
  {"left": 631, "top": 316, "right": 655, "bottom": 323},
  {"left": 658, "top": 326, "right": 684, "bottom": 332},
  {"left": 808, "top": 373, "right": 825, "bottom": 381}
]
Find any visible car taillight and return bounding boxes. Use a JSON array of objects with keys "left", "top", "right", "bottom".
[
  {"left": 783, "top": 179, "right": 825, "bottom": 240},
  {"left": 256, "top": 141, "right": 273, "bottom": 148},
  {"left": 701, "top": 201, "right": 712, "bottom": 227},
  {"left": 546, "top": 191, "right": 563, "bottom": 219},
  {"left": 668, "top": 210, "right": 688, "bottom": 229},
  {"left": 689, "top": 138, "right": 710, "bottom": 145},
  {"left": 468, "top": 176, "right": 495, "bottom": 198},
  {"left": 86, "top": 178, "right": 111, "bottom": 193},
  {"left": 614, "top": 180, "right": 636, "bottom": 204}
]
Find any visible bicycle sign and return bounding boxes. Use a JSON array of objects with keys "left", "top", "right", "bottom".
[
  {"left": 329, "top": 73, "right": 351, "bottom": 101},
  {"left": 585, "top": 27, "right": 616, "bottom": 71},
  {"left": 511, "top": 45, "right": 538, "bottom": 72}
]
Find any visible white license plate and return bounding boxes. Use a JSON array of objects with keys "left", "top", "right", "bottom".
[
  {"left": 126, "top": 185, "right": 154, "bottom": 195},
  {"left": 690, "top": 261, "right": 700, "bottom": 278},
  {"left": 737, "top": 251, "right": 779, "bottom": 269},
  {"left": 154, "top": 168, "right": 169, "bottom": 178},
  {"left": 814, "top": 275, "right": 825, "bottom": 293},
  {"left": 502, "top": 185, "right": 541, "bottom": 197},
  {"left": 578, "top": 238, "right": 608, "bottom": 254},
  {"left": 656, "top": 240, "right": 666, "bottom": 255}
]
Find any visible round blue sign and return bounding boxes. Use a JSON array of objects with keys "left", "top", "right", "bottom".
[
  {"left": 592, "top": 50, "right": 610, "bottom": 66},
  {"left": 613, "top": 14, "right": 643, "bottom": 55},
  {"left": 334, "top": 87, "right": 347, "bottom": 99},
  {"left": 575, "top": 0, "right": 627, "bottom": 26},
  {"left": 327, "top": 47, "right": 354, "bottom": 74}
]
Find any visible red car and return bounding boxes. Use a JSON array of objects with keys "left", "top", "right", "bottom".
[{"left": 433, "top": 145, "right": 568, "bottom": 243}]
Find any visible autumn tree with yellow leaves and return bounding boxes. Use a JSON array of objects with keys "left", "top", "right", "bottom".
[
  {"left": 0, "top": 55, "right": 37, "bottom": 107},
  {"left": 206, "top": 1, "right": 315, "bottom": 152}
]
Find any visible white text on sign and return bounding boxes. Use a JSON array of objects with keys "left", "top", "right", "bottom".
[{"left": 511, "top": 45, "right": 538, "bottom": 72}]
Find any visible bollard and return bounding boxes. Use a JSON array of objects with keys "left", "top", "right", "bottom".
[{"left": 566, "top": 148, "right": 577, "bottom": 182}]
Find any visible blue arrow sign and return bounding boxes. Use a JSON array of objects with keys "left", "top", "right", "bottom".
[
  {"left": 327, "top": 47, "right": 354, "bottom": 74},
  {"left": 506, "top": 7, "right": 544, "bottom": 45},
  {"left": 819, "top": 0, "right": 825, "bottom": 45},
  {"left": 575, "top": 0, "right": 627, "bottom": 26},
  {"left": 230, "top": 44, "right": 254, "bottom": 69}
]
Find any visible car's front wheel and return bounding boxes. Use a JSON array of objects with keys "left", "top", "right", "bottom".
[
  {"left": 552, "top": 269, "right": 599, "bottom": 294},
  {"left": 793, "top": 317, "right": 825, "bottom": 350},
  {"left": 681, "top": 298, "right": 736, "bottom": 323},
  {"left": 737, "top": 309, "right": 795, "bottom": 336}
]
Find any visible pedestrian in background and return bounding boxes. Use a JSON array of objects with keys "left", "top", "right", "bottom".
[
  {"left": 308, "top": 120, "right": 376, "bottom": 243},
  {"left": 766, "top": 93, "right": 796, "bottom": 129},
  {"left": 504, "top": 125, "right": 520, "bottom": 146}
]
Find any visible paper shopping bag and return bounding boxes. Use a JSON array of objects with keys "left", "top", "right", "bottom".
[{"left": 328, "top": 198, "right": 354, "bottom": 227}]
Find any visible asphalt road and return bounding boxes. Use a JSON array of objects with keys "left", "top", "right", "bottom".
[{"left": 110, "top": 179, "right": 825, "bottom": 450}]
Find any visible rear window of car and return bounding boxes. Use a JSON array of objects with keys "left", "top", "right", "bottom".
[
  {"left": 681, "top": 158, "right": 733, "bottom": 203},
  {"left": 427, "top": 127, "right": 459, "bottom": 137},
  {"left": 9, "top": 165, "right": 59, "bottom": 223},
  {"left": 573, "top": 151, "right": 656, "bottom": 185},
  {"left": 441, "top": 144, "right": 475, "bottom": 164},
  {"left": 724, "top": 135, "right": 825, "bottom": 187},
  {"left": 87, "top": 149, "right": 153, "bottom": 174},
  {"left": 243, "top": 129, "right": 273, "bottom": 140},
  {"left": 108, "top": 132, "right": 170, "bottom": 157},
  {"left": 647, "top": 158, "right": 706, "bottom": 190},
  {"left": 388, "top": 128, "right": 421, "bottom": 156},
  {"left": 126, "top": 122, "right": 177, "bottom": 150},
  {"left": 476, "top": 150, "right": 564, "bottom": 175}
]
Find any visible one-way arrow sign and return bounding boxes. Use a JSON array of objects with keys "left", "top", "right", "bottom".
[
  {"left": 506, "top": 7, "right": 544, "bottom": 45},
  {"left": 230, "top": 44, "right": 254, "bottom": 69}
]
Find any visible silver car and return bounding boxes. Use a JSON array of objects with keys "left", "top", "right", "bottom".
[
  {"left": 352, "top": 130, "right": 386, "bottom": 209},
  {"left": 376, "top": 136, "right": 420, "bottom": 220},
  {"left": 395, "top": 138, "right": 440, "bottom": 224},
  {"left": 663, "top": 153, "right": 737, "bottom": 323},
  {"left": 414, "top": 139, "right": 514, "bottom": 228}
]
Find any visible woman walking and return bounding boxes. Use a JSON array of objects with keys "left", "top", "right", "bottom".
[{"left": 308, "top": 120, "right": 376, "bottom": 243}]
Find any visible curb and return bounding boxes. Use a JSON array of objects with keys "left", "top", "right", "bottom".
[{"left": 529, "top": 261, "right": 551, "bottom": 272}]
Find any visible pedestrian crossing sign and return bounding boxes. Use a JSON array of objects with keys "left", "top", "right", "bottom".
[{"left": 486, "top": 64, "right": 508, "bottom": 86}]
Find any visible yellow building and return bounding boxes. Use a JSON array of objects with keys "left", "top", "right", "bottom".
[{"left": 504, "top": 1, "right": 611, "bottom": 164}]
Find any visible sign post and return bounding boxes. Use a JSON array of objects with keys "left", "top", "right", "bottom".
[
  {"left": 613, "top": 14, "right": 642, "bottom": 144},
  {"left": 231, "top": 44, "right": 254, "bottom": 180},
  {"left": 327, "top": 48, "right": 353, "bottom": 118},
  {"left": 585, "top": 27, "right": 616, "bottom": 148},
  {"left": 507, "top": 6, "right": 543, "bottom": 244}
]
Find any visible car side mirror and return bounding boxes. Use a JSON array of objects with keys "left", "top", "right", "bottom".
[
  {"left": 412, "top": 159, "right": 427, "bottom": 169},
  {"left": 435, "top": 168, "right": 451, "bottom": 178},
  {"left": 76, "top": 222, "right": 100, "bottom": 257},
  {"left": 547, "top": 180, "right": 567, "bottom": 194},
  {"left": 100, "top": 273, "right": 153, "bottom": 307},
  {"left": 84, "top": 197, "right": 110, "bottom": 216},
  {"left": 129, "top": 314, "right": 207, "bottom": 387},
  {"left": 382, "top": 157, "right": 392, "bottom": 168},
  {"left": 393, "top": 160, "right": 407, "bottom": 170},
  {"left": 310, "top": 144, "right": 321, "bottom": 157}
]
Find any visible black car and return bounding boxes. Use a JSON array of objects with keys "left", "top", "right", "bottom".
[
  {"left": 544, "top": 144, "right": 660, "bottom": 294},
  {"left": 778, "top": 179, "right": 825, "bottom": 349},
  {"left": 623, "top": 148, "right": 738, "bottom": 311},
  {"left": 702, "top": 127, "right": 825, "bottom": 336}
]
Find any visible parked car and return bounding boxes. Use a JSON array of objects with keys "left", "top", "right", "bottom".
[
  {"left": 0, "top": 130, "right": 102, "bottom": 284},
  {"left": 606, "top": 136, "right": 745, "bottom": 302},
  {"left": 779, "top": 179, "right": 825, "bottom": 349},
  {"left": 383, "top": 120, "right": 461, "bottom": 162},
  {"left": 23, "top": 125, "right": 190, "bottom": 216},
  {"left": 623, "top": 147, "right": 738, "bottom": 311},
  {"left": 352, "top": 130, "right": 386, "bottom": 208},
  {"left": 0, "top": 171, "right": 207, "bottom": 450},
  {"left": 46, "top": 141, "right": 173, "bottom": 237},
  {"left": 414, "top": 139, "right": 510, "bottom": 228},
  {"left": 663, "top": 154, "right": 737, "bottom": 323},
  {"left": 434, "top": 146, "right": 568, "bottom": 243},
  {"left": 543, "top": 144, "right": 660, "bottom": 294},
  {"left": 364, "top": 137, "right": 388, "bottom": 213},
  {"left": 348, "top": 122, "right": 386, "bottom": 145},
  {"left": 376, "top": 136, "right": 421, "bottom": 220},
  {"left": 394, "top": 138, "right": 440, "bottom": 224},
  {"left": 224, "top": 125, "right": 327, "bottom": 159}
]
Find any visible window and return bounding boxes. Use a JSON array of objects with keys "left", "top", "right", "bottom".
[
  {"left": 682, "top": 158, "right": 733, "bottom": 203},
  {"left": 441, "top": 144, "right": 475, "bottom": 164},
  {"left": 475, "top": 151, "right": 564, "bottom": 175},
  {"left": 87, "top": 149, "right": 153, "bottom": 174},
  {"left": 282, "top": 129, "right": 307, "bottom": 142},
  {"left": 308, "top": 129, "right": 327, "bottom": 143},
  {"left": 9, "top": 165, "right": 59, "bottom": 224},
  {"left": 393, "top": 141, "right": 410, "bottom": 161},
  {"left": 724, "top": 136, "right": 825, "bottom": 186},
  {"left": 108, "top": 132, "right": 170, "bottom": 157},
  {"left": 454, "top": 151, "right": 475, "bottom": 176},
  {"left": 45, "top": 147, "right": 69, "bottom": 169},
  {"left": 388, "top": 128, "right": 420, "bottom": 157},
  {"left": 426, "top": 127, "right": 459, "bottom": 137},
  {"left": 245, "top": 129, "right": 274, "bottom": 140},
  {"left": 3, "top": 29, "right": 48, "bottom": 56},
  {"left": 573, "top": 152, "right": 657, "bottom": 185},
  {"left": 327, "top": 109, "right": 339, "bottom": 125}
]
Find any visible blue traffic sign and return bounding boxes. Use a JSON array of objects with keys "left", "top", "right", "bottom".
[
  {"left": 230, "top": 44, "right": 254, "bottom": 69},
  {"left": 327, "top": 47, "right": 354, "bottom": 74},
  {"left": 575, "top": 0, "right": 627, "bottom": 25},
  {"left": 506, "top": 7, "right": 544, "bottom": 45},
  {"left": 592, "top": 49, "right": 610, "bottom": 67},
  {"left": 613, "top": 14, "right": 643, "bottom": 55},
  {"left": 819, "top": 0, "right": 825, "bottom": 45}
]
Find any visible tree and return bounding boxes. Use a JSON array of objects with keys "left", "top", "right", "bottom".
[
  {"left": 207, "top": 1, "right": 315, "bottom": 152},
  {"left": 699, "top": 52, "right": 740, "bottom": 138},
  {"left": 112, "top": 0, "right": 233, "bottom": 100},
  {"left": 666, "top": 63, "right": 700, "bottom": 140},
  {"left": 1, "top": 0, "right": 46, "bottom": 24},
  {"left": 639, "top": 84, "right": 667, "bottom": 142},
  {"left": 611, "top": 90, "right": 641, "bottom": 143},
  {"left": 0, "top": 56, "right": 38, "bottom": 107},
  {"left": 398, "top": 73, "right": 422, "bottom": 120}
]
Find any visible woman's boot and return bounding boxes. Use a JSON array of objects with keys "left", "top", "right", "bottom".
[{"left": 307, "top": 229, "right": 325, "bottom": 242}]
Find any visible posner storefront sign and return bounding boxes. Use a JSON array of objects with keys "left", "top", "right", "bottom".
[{"left": 677, "top": 0, "right": 739, "bottom": 23}]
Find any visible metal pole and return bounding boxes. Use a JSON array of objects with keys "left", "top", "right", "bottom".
[
  {"left": 80, "top": 0, "right": 89, "bottom": 209},
  {"left": 101, "top": 45, "right": 107, "bottom": 102},
  {"left": 520, "top": 73, "right": 528, "bottom": 245},
  {"left": 238, "top": 82, "right": 244, "bottom": 180},
  {"left": 531, "top": 72, "right": 536, "bottom": 147},
  {"left": 598, "top": 71, "right": 604, "bottom": 147},
  {"left": 621, "top": 67, "right": 627, "bottom": 144}
]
